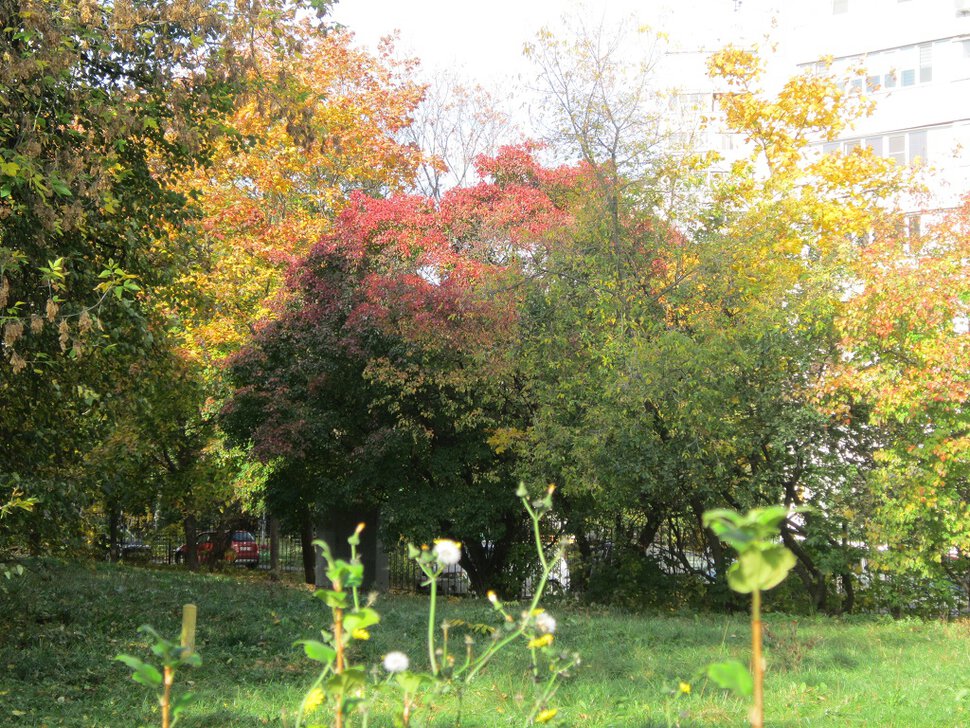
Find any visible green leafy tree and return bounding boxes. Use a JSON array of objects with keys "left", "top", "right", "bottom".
[
  {"left": 509, "top": 42, "right": 912, "bottom": 611},
  {"left": 0, "top": 0, "right": 335, "bottom": 551}
]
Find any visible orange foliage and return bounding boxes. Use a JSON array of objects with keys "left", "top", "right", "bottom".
[{"left": 161, "top": 24, "right": 425, "bottom": 364}]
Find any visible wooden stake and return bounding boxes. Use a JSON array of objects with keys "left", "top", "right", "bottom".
[{"left": 180, "top": 603, "right": 197, "bottom": 655}]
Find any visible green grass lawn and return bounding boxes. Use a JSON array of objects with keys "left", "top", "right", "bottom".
[{"left": 1, "top": 559, "right": 967, "bottom": 727}]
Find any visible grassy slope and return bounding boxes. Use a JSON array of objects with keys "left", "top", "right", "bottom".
[{"left": 0, "top": 560, "right": 967, "bottom": 727}]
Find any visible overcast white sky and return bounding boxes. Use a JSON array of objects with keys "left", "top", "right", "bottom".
[{"left": 330, "top": 0, "right": 791, "bottom": 86}]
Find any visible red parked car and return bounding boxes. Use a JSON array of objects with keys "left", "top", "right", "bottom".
[{"left": 175, "top": 530, "right": 260, "bottom": 568}]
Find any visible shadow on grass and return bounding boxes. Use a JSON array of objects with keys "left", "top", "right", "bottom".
[{"left": 191, "top": 709, "right": 276, "bottom": 727}]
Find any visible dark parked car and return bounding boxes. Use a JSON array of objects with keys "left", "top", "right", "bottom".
[
  {"left": 175, "top": 530, "right": 260, "bottom": 568},
  {"left": 119, "top": 530, "right": 152, "bottom": 562}
]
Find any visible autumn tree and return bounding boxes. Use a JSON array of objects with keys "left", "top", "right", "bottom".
[
  {"left": 0, "top": 0, "right": 223, "bottom": 544},
  {"left": 0, "top": 0, "right": 240, "bottom": 373},
  {"left": 114, "top": 22, "right": 430, "bottom": 565},
  {"left": 0, "top": 0, "right": 334, "bottom": 551},
  {"left": 503, "top": 40, "right": 917, "bottom": 610},
  {"left": 168, "top": 25, "right": 425, "bottom": 365},
  {"left": 223, "top": 147, "right": 579, "bottom": 590},
  {"left": 827, "top": 198, "right": 969, "bottom": 584}
]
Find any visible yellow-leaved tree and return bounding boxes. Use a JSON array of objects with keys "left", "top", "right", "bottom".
[
  {"left": 100, "top": 21, "right": 427, "bottom": 567},
  {"left": 167, "top": 23, "right": 425, "bottom": 366}
]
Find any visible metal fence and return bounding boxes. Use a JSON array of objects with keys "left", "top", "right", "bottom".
[
  {"left": 386, "top": 549, "right": 473, "bottom": 595},
  {"left": 387, "top": 548, "right": 423, "bottom": 592},
  {"left": 122, "top": 533, "right": 304, "bottom": 571}
]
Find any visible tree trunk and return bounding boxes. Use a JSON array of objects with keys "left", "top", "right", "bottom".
[
  {"left": 780, "top": 525, "right": 828, "bottom": 612},
  {"left": 840, "top": 571, "right": 855, "bottom": 614},
  {"left": 571, "top": 529, "right": 593, "bottom": 593},
  {"left": 300, "top": 505, "right": 316, "bottom": 585},
  {"left": 463, "top": 536, "right": 513, "bottom": 596},
  {"left": 694, "top": 497, "right": 734, "bottom": 610},
  {"left": 315, "top": 507, "right": 385, "bottom": 590},
  {"left": 183, "top": 514, "right": 199, "bottom": 571},
  {"left": 269, "top": 515, "right": 280, "bottom": 573},
  {"left": 208, "top": 527, "right": 233, "bottom": 568},
  {"left": 107, "top": 503, "right": 121, "bottom": 562},
  {"left": 458, "top": 508, "right": 525, "bottom": 597},
  {"left": 635, "top": 511, "right": 663, "bottom": 553}
]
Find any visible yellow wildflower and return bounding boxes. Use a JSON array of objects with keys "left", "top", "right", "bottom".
[
  {"left": 536, "top": 708, "right": 558, "bottom": 723},
  {"left": 527, "top": 634, "right": 554, "bottom": 649},
  {"left": 305, "top": 687, "right": 325, "bottom": 713}
]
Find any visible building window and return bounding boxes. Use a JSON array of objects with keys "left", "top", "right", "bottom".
[
  {"left": 866, "top": 75, "right": 881, "bottom": 92},
  {"left": 905, "top": 214, "right": 921, "bottom": 239},
  {"left": 888, "top": 135, "right": 906, "bottom": 164},
  {"left": 864, "top": 136, "right": 883, "bottom": 155},
  {"left": 826, "top": 131, "right": 930, "bottom": 164},
  {"left": 919, "top": 43, "right": 933, "bottom": 82},
  {"left": 856, "top": 44, "right": 931, "bottom": 91},
  {"left": 909, "top": 130, "right": 928, "bottom": 162}
]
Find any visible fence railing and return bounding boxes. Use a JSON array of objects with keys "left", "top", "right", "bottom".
[{"left": 121, "top": 534, "right": 304, "bottom": 571}]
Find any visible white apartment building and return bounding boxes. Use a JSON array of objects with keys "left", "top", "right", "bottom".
[
  {"left": 664, "top": 1, "right": 970, "bottom": 210},
  {"left": 791, "top": 0, "right": 970, "bottom": 211}
]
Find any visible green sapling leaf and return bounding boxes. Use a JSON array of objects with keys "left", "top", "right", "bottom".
[
  {"left": 707, "top": 660, "right": 754, "bottom": 697},
  {"left": 343, "top": 607, "right": 380, "bottom": 634},
  {"left": 171, "top": 691, "right": 196, "bottom": 718},
  {"left": 313, "top": 588, "right": 348, "bottom": 609},
  {"left": 727, "top": 543, "right": 797, "bottom": 593},
  {"left": 115, "top": 654, "right": 163, "bottom": 686},
  {"left": 295, "top": 639, "right": 336, "bottom": 664}
]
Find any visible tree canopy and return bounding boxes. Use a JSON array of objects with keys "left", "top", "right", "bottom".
[{"left": 1, "top": 9, "right": 966, "bottom": 613}]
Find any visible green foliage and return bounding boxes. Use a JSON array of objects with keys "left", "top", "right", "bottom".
[
  {"left": 0, "top": 0, "right": 343, "bottom": 562},
  {"left": 704, "top": 508, "right": 799, "bottom": 594},
  {"left": 584, "top": 549, "right": 708, "bottom": 610},
  {"left": 115, "top": 624, "right": 202, "bottom": 727},
  {"left": 0, "top": 0, "right": 236, "bottom": 372},
  {"left": 706, "top": 660, "right": 754, "bottom": 697},
  {"left": 0, "top": 489, "right": 31, "bottom": 585},
  {"left": 291, "top": 487, "right": 577, "bottom": 727}
]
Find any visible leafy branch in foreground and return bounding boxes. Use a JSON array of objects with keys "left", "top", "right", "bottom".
[
  {"left": 115, "top": 606, "right": 201, "bottom": 728},
  {"left": 702, "top": 506, "right": 800, "bottom": 728}
]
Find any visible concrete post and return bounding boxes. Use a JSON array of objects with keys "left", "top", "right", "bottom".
[{"left": 314, "top": 508, "right": 389, "bottom": 591}]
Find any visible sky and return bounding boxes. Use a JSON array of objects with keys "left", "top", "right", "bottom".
[{"left": 329, "top": 0, "right": 793, "bottom": 87}]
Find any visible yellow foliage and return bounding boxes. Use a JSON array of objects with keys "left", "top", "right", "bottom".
[
  {"left": 705, "top": 46, "right": 916, "bottom": 305},
  {"left": 157, "top": 24, "right": 426, "bottom": 369}
]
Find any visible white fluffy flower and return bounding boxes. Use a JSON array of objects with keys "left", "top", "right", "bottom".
[
  {"left": 383, "top": 651, "right": 409, "bottom": 673},
  {"left": 432, "top": 539, "right": 462, "bottom": 567},
  {"left": 535, "top": 611, "right": 557, "bottom": 635}
]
